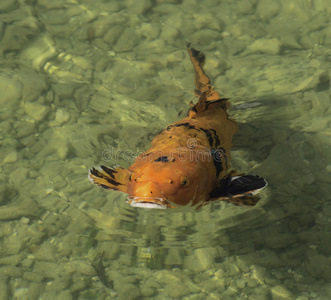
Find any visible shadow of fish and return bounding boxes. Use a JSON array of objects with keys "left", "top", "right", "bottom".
[{"left": 89, "top": 42, "right": 267, "bottom": 209}]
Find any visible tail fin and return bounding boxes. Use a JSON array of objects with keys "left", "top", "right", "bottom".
[
  {"left": 186, "top": 41, "right": 222, "bottom": 101},
  {"left": 89, "top": 165, "right": 130, "bottom": 193}
]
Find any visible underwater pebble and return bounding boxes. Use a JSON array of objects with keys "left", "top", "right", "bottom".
[
  {"left": 56, "top": 290, "right": 73, "bottom": 300},
  {"left": 34, "top": 242, "right": 58, "bottom": 262},
  {"left": 248, "top": 38, "right": 281, "bottom": 55},
  {"left": 125, "top": 0, "right": 152, "bottom": 14},
  {"left": 164, "top": 248, "right": 183, "bottom": 267},
  {"left": 140, "top": 286, "right": 155, "bottom": 298},
  {"left": 64, "top": 260, "right": 95, "bottom": 276},
  {"left": 114, "top": 28, "right": 140, "bottom": 52},
  {"left": 55, "top": 109, "right": 70, "bottom": 124},
  {"left": 20, "top": 71, "right": 47, "bottom": 102},
  {"left": 0, "top": 0, "right": 17, "bottom": 12},
  {"left": 256, "top": 79, "right": 274, "bottom": 93},
  {"left": 236, "top": 0, "right": 254, "bottom": 15},
  {"left": 141, "top": 23, "right": 160, "bottom": 40},
  {"left": 256, "top": 0, "right": 281, "bottom": 21},
  {"left": 117, "top": 283, "right": 141, "bottom": 300},
  {"left": 89, "top": 92, "right": 111, "bottom": 113},
  {"left": 280, "top": 34, "right": 303, "bottom": 50},
  {"left": 9, "top": 168, "right": 29, "bottom": 189},
  {"left": 0, "top": 275, "right": 10, "bottom": 300},
  {"left": 157, "top": 270, "right": 198, "bottom": 298},
  {"left": 191, "top": 29, "right": 222, "bottom": 46},
  {"left": 152, "top": 3, "right": 179, "bottom": 14},
  {"left": 41, "top": 8, "right": 72, "bottom": 25},
  {"left": 2, "top": 233, "right": 26, "bottom": 256},
  {"left": 0, "top": 73, "right": 22, "bottom": 107},
  {"left": 0, "top": 253, "right": 25, "bottom": 266},
  {"left": 24, "top": 103, "right": 49, "bottom": 121},
  {"left": 296, "top": 297, "right": 309, "bottom": 300},
  {"left": 265, "top": 233, "right": 297, "bottom": 249},
  {"left": 248, "top": 286, "right": 271, "bottom": 300},
  {"left": 160, "top": 26, "right": 179, "bottom": 43},
  {"left": 192, "top": 247, "right": 217, "bottom": 271},
  {"left": 15, "top": 121, "right": 36, "bottom": 139},
  {"left": 23, "top": 271, "right": 45, "bottom": 283},
  {"left": 37, "top": 0, "right": 68, "bottom": 9},
  {"left": 0, "top": 266, "right": 21, "bottom": 278},
  {"left": 3, "top": 151, "right": 18, "bottom": 163},
  {"left": 102, "top": 25, "right": 124, "bottom": 46},
  {"left": 13, "top": 288, "right": 30, "bottom": 300},
  {"left": 33, "top": 261, "right": 65, "bottom": 281},
  {"left": 292, "top": 70, "right": 330, "bottom": 93},
  {"left": 0, "top": 198, "right": 41, "bottom": 221},
  {"left": 251, "top": 265, "right": 269, "bottom": 284},
  {"left": 20, "top": 35, "right": 56, "bottom": 71},
  {"left": 236, "top": 278, "right": 246, "bottom": 289},
  {"left": 270, "top": 285, "right": 294, "bottom": 299},
  {"left": 305, "top": 254, "right": 331, "bottom": 281},
  {"left": 0, "top": 17, "right": 39, "bottom": 53}
]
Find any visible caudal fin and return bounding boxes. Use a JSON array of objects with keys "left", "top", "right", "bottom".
[{"left": 186, "top": 41, "right": 222, "bottom": 101}]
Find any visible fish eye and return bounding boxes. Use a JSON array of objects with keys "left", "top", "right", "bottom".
[{"left": 180, "top": 177, "right": 189, "bottom": 187}]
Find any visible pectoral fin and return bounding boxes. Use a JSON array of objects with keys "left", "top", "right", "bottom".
[
  {"left": 209, "top": 175, "right": 267, "bottom": 206},
  {"left": 89, "top": 165, "right": 130, "bottom": 193}
]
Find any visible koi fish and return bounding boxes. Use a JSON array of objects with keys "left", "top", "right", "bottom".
[{"left": 89, "top": 42, "right": 267, "bottom": 209}]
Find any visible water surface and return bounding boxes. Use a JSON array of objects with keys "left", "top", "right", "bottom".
[{"left": 0, "top": 0, "right": 330, "bottom": 299}]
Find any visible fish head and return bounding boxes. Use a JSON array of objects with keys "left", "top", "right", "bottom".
[{"left": 127, "top": 154, "right": 212, "bottom": 209}]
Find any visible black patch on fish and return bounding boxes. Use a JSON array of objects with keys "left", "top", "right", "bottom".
[
  {"left": 215, "top": 147, "right": 228, "bottom": 168},
  {"left": 106, "top": 177, "right": 122, "bottom": 187},
  {"left": 166, "top": 122, "right": 197, "bottom": 131},
  {"left": 210, "top": 129, "right": 220, "bottom": 148},
  {"left": 155, "top": 156, "right": 169, "bottom": 162},
  {"left": 174, "top": 122, "right": 197, "bottom": 130},
  {"left": 199, "top": 127, "right": 214, "bottom": 147},
  {"left": 219, "top": 176, "right": 232, "bottom": 188},
  {"left": 91, "top": 167, "right": 123, "bottom": 187},
  {"left": 190, "top": 46, "right": 206, "bottom": 65},
  {"left": 100, "top": 166, "right": 117, "bottom": 179},
  {"left": 210, "top": 148, "right": 224, "bottom": 177},
  {"left": 158, "top": 122, "right": 199, "bottom": 136},
  {"left": 210, "top": 175, "right": 267, "bottom": 199}
]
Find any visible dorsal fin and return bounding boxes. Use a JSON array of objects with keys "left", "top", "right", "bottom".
[{"left": 189, "top": 91, "right": 229, "bottom": 115}]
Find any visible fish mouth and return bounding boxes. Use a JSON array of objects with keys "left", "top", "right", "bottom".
[{"left": 127, "top": 197, "right": 169, "bottom": 209}]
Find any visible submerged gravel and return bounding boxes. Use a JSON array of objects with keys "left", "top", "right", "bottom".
[{"left": 0, "top": 0, "right": 331, "bottom": 299}]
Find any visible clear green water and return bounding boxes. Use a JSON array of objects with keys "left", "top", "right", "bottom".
[{"left": 0, "top": 0, "right": 330, "bottom": 299}]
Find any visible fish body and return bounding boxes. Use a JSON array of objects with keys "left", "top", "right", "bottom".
[{"left": 89, "top": 43, "right": 267, "bottom": 209}]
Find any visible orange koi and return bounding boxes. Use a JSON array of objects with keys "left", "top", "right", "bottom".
[{"left": 89, "top": 43, "right": 267, "bottom": 209}]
